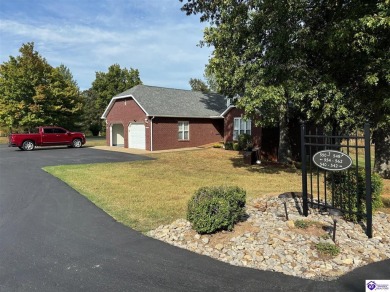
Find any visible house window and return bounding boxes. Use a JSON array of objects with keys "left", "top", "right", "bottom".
[
  {"left": 178, "top": 121, "right": 189, "bottom": 140},
  {"left": 233, "top": 118, "right": 251, "bottom": 140}
]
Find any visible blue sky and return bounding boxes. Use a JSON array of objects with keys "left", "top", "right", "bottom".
[{"left": 0, "top": 0, "right": 212, "bottom": 90}]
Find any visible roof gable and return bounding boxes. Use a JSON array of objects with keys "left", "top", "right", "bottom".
[{"left": 101, "top": 85, "right": 228, "bottom": 119}]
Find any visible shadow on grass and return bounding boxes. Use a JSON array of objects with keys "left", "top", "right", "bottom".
[
  {"left": 229, "top": 155, "right": 299, "bottom": 174},
  {"left": 382, "top": 197, "right": 390, "bottom": 208}
]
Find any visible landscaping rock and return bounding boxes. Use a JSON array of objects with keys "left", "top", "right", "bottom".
[{"left": 147, "top": 196, "right": 390, "bottom": 281}]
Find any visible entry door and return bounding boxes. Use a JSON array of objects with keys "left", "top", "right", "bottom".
[
  {"left": 128, "top": 123, "right": 145, "bottom": 149},
  {"left": 112, "top": 124, "right": 124, "bottom": 146}
]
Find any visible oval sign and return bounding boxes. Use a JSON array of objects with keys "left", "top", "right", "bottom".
[{"left": 312, "top": 150, "right": 352, "bottom": 171}]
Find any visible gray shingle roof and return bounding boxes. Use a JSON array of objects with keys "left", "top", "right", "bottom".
[{"left": 102, "top": 85, "right": 228, "bottom": 119}]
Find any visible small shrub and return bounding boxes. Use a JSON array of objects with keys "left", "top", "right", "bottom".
[
  {"left": 327, "top": 168, "right": 383, "bottom": 222},
  {"left": 224, "top": 142, "right": 233, "bottom": 150},
  {"left": 187, "top": 186, "right": 246, "bottom": 234},
  {"left": 294, "top": 219, "right": 320, "bottom": 229},
  {"left": 233, "top": 143, "right": 240, "bottom": 151},
  {"left": 237, "top": 133, "right": 253, "bottom": 151},
  {"left": 315, "top": 242, "right": 340, "bottom": 257},
  {"left": 294, "top": 219, "right": 310, "bottom": 229},
  {"left": 213, "top": 143, "right": 223, "bottom": 149}
]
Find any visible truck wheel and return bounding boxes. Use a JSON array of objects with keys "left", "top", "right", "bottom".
[
  {"left": 22, "top": 140, "right": 35, "bottom": 151},
  {"left": 72, "top": 138, "right": 82, "bottom": 148}
]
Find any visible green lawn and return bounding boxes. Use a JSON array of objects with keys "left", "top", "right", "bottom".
[
  {"left": 85, "top": 136, "right": 106, "bottom": 147},
  {"left": 44, "top": 148, "right": 303, "bottom": 232},
  {"left": 0, "top": 136, "right": 8, "bottom": 144},
  {"left": 4, "top": 137, "right": 384, "bottom": 231}
]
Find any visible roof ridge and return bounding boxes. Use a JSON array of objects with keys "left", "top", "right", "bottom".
[{"left": 138, "top": 84, "right": 193, "bottom": 92}]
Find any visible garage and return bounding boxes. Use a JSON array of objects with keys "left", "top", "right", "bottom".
[
  {"left": 128, "top": 123, "right": 145, "bottom": 149},
  {"left": 111, "top": 124, "right": 124, "bottom": 146}
]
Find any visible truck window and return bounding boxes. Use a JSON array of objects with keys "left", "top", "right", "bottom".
[
  {"left": 53, "top": 128, "right": 67, "bottom": 134},
  {"left": 43, "top": 128, "right": 54, "bottom": 134}
]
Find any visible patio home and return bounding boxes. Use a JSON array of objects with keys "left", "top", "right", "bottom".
[{"left": 101, "top": 85, "right": 279, "bottom": 159}]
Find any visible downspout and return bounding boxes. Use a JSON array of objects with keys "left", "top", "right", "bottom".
[{"left": 150, "top": 116, "right": 155, "bottom": 151}]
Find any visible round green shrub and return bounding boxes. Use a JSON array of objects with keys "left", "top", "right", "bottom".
[
  {"left": 327, "top": 168, "right": 383, "bottom": 222},
  {"left": 238, "top": 133, "right": 252, "bottom": 151},
  {"left": 233, "top": 143, "right": 240, "bottom": 151},
  {"left": 187, "top": 186, "right": 246, "bottom": 234},
  {"left": 224, "top": 142, "right": 233, "bottom": 150}
]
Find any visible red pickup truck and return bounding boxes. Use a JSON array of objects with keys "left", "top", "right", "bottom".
[{"left": 9, "top": 126, "right": 86, "bottom": 151}]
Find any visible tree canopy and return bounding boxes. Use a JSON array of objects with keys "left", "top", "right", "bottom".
[
  {"left": 84, "top": 64, "right": 142, "bottom": 135},
  {"left": 0, "top": 43, "right": 82, "bottom": 131},
  {"left": 181, "top": 0, "right": 390, "bottom": 176},
  {"left": 189, "top": 78, "right": 210, "bottom": 92}
]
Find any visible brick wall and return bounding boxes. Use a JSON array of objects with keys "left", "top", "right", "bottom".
[
  {"left": 105, "top": 98, "right": 147, "bottom": 148},
  {"left": 105, "top": 98, "right": 224, "bottom": 151},
  {"left": 151, "top": 117, "right": 224, "bottom": 151},
  {"left": 224, "top": 107, "right": 262, "bottom": 147}
]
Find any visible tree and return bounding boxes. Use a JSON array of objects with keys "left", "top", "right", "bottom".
[
  {"left": 181, "top": 0, "right": 390, "bottom": 175},
  {"left": 189, "top": 69, "right": 220, "bottom": 93},
  {"left": 189, "top": 78, "right": 210, "bottom": 92},
  {"left": 82, "top": 89, "right": 101, "bottom": 136},
  {"left": 85, "top": 64, "right": 142, "bottom": 135},
  {"left": 0, "top": 43, "right": 82, "bottom": 131}
]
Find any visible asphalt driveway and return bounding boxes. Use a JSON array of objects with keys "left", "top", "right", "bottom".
[{"left": 0, "top": 145, "right": 388, "bottom": 291}]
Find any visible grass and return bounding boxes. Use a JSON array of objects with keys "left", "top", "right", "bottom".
[
  {"left": 44, "top": 148, "right": 303, "bottom": 232},
  {"left": 0, "top": 136, "right": 8, "bottom": 144},
  {"left": 85, "top": 136, "right": 106, "bottom": 147},
  {"left": 294, "top": 219, "right": 321, "bottom": 229},
  {"left": 315, "top": 242, "right": 340, "bottom": 257}
]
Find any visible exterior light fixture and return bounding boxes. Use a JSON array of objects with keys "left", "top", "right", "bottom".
[
  {"left": 278, "top": 193, "right": 290, "bottom": 220},
  {"left": 253, "top": 146, "right": 261, "bottom": 164},
  {"left": 328, "top": 209, "right": 343, "bottom": 243}
]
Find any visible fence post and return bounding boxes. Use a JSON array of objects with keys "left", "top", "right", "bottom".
[
  {"left": 364, "top": 123, "right": 373, "bottom": 238},
  {"left": 301, "top": 123, "right": 308, "bottom": 216}
]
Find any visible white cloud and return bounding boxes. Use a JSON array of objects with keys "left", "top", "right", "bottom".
[{"left": 0, "top": 1, "right": 212, "bottom": 91}]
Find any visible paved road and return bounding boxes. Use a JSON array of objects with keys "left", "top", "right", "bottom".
[{"left": 0, "top": 145, "right": 388, "bottom": 291}]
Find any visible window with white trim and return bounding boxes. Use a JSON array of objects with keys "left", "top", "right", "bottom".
[
  {"left": 178, "top": 121, "right": 189, "bottom": 140},
  {"left": 233, "top": 118, "right": 251, "bottom": 140}
]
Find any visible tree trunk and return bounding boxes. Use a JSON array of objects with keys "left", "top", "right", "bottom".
[
  {"left": 278, "top": 112, "right": 291, "bottom": 164},
  {"left": 374, "top": 127, "right": 390, "bottom": 179}
]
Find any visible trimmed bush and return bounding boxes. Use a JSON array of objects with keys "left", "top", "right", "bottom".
[
  {"left": 327, "top": 168, "right": 383, "bottom": 222},
  {"left": 187, "top": 186, "right": 246, "bottom": 234},
  {"left": 237, "top": 133, "right": 252, "bottom": 151},
  {"left": 224, "top": 142, "right": 233, "bottom": 150},
  {"left": 233, "top": 142, "right": 240, "bottom": 151}
]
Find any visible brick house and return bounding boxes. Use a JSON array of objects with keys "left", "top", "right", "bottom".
[{"left": 101, "top": 85, "right": 278, "bottom": 157}]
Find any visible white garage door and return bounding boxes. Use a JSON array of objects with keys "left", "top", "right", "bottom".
[{"left": 128, "top": 123, "right": 145, "bottom": 149}]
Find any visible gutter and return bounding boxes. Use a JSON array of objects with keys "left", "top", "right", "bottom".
[{"left": 150, "top": 116, "right": 155, "bottom": 151}]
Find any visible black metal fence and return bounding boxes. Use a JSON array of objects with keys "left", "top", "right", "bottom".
[{"left": 300, "top": 123, "right": 373, "bottom": 238}]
